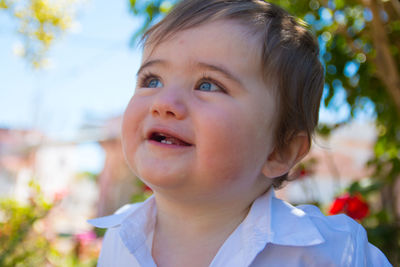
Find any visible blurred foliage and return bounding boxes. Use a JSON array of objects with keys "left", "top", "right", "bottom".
[
  {"left": 131, "top": 179, "right": 153, "bottom": 204},
  {"left": 76, "top": 171, "right": 99, "bottom": 182},
  {"left": 128, "top": 0, "right": 176, "bottom": 45},
  {"left": 128, "top": 0, "right": 400, "bottom": 265},
  {"left": 345, "top": 179, "right": 399, "bottom": 258},
  {"left": 1, "top": 0, "right": 83, "bottom": 68},
  {"left": 0, "top": 180, "right": 99, "bottom": 266},
  {"left": 0, "top": 180, "right": 53, "bottom": 266}
]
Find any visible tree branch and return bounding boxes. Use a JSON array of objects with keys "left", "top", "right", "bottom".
[
  {"left": 390, "top": 0, "right": 400, "bottom": 18},
  {"left": 363, "top": 0, "right": 400, "bottom": 116}
]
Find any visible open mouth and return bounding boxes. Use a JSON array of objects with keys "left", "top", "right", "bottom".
[{"left": 149, "top": 132, "right": 192, "bottom": 146}]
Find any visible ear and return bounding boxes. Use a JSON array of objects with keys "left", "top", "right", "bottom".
[{"left": 262, "top": 132, "right": 310, "bottom": 178}]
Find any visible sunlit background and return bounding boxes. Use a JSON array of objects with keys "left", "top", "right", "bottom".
[
  {"left": 0, "top": 0, "right": 374, "bottom": 174},
  {"left": 1, "top": 0, "right": 399, "bottom": 265}
]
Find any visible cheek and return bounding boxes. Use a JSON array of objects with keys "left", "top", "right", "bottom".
[
  {"left": 195, "top": 105, "right": 270, "bottom": 181},
  {"left": 121, "top": 97, "right": 146, "bottom": 165}
]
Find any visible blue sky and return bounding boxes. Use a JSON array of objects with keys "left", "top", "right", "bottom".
[
  {"left": 0, "top": 0, "right": 146, "bottom": 172},
  {"left": 1, "top": 0, "right": 142, "bottom": 140}
]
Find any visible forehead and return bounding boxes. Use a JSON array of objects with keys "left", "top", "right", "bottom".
[{"left": 141, "top": 20, "right": 263, "bottom": 78}]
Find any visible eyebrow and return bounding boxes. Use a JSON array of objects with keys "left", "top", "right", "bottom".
[
  {"left": 136, "top": 59, "right": 167, "bottom": 76},
  {"left": 196, "top": 62, "right": 244, "bottom": 87}
]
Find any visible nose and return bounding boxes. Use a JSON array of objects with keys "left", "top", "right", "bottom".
[{"left": 150, "top": 88, "right": 188, "bottom": 120}]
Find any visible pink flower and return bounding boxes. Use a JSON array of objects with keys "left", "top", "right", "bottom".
[
  {"left": 75, "top": 231, "right": 97, "bottom": 246},
  {"left": 53, "top": 189, "right": 69, "bottom": 202}
]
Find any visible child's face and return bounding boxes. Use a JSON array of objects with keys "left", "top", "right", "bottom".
[{"left": 122, "top": 20, "right": 278, "bottom": 200}]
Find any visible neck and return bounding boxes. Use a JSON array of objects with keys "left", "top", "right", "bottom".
[
  {"left": 155, "top": 192, "right": 252, "bottom": 238},
  {"left": 151, "top": 183, "right": 272, "bottom": 267},
  {"left": 151, "top": 192, "right": 253, "bottom": 267}
]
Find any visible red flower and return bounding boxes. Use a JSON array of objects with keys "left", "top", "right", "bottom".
[
  {"left": 299, "top": 168, "right": 307, "bottom": 177},
  {"left": 329, "top": 193, "right": 369, "bottom": 221},
  {"left": 143, "top": 184, "right": 153, "bottom": 193}
]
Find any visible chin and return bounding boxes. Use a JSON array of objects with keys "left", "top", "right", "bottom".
[{"left": 136, "top": 167, "right": 189, "bottom": 190}]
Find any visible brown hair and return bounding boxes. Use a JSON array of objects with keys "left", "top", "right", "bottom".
[{"left": 142, "top": 0, "right": 324, "bottom": 188}]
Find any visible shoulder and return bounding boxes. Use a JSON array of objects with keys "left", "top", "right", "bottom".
[
  {"left": 256, "top": 198, "right": 391, "bottom": 266},
  {"left": 297, "top": 204, "right": 392, "bottom": 266},
  {"left": 89, "top": 202, "right": 147, "bottom": 267},
  {"left": 297, "top": 204, "right": 360, "bottom": 233},
  {"left": 97, "top": 226, "right": 140, "bottom": 266}
]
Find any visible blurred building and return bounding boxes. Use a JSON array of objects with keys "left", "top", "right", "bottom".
[
  {"left": 0, "top": 128, "right": 42, "bottom": 200},
  {"left": 278, "top": 122, "right": 377, "bottom": 205},
  {"left": 0, "top": 127, "right": 99, "bottom": 233},
  {"left": 80, "top": 116, "right": 138, "bottom": 217}
]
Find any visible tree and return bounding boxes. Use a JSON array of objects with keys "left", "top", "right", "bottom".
[
  {"left": 128, "top": 0, "right": 400, "bottom": 264},
  {"left": 1, "top": 0, "right": 82, "bottom": 68}
]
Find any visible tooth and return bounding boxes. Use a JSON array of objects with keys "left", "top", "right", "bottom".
[{"left": 161, "top": 139, "right": 173, "bottom": 145}]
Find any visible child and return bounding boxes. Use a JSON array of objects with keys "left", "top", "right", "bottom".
[{"left": 89, "top": 0, "right": 392, "bottom": 266}]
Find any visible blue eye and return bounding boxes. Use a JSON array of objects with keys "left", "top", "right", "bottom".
[
  {"left": 197, "top": 81, "right": 221, "bottom": 92},
  {"left": 147, "top": 78, "right": 163, "bottom": 88}
]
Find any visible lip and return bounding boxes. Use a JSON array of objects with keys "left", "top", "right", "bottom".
[{"left": 145, "top": 126, "right": 194, "bottom": 147}]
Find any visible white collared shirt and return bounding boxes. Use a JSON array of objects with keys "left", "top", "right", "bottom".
[{"left": 88, "top": 190, "right": 391, "bottom": 267}]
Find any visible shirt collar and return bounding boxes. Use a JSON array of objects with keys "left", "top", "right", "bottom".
[
  {"left": 87, "top": 196, "right": 156, "bottom": 229},
  {"left": 267, "top": 190, "right": 325, "bottom": 246},
  {"left": 88, "top": 189, "right": 325, "bottom": 263},
  {"left": 88, "top": 196, "right": 158, "bottom": 266},
  {"left": 208, "top": 189, "right": 325, "bottom": 266}
]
